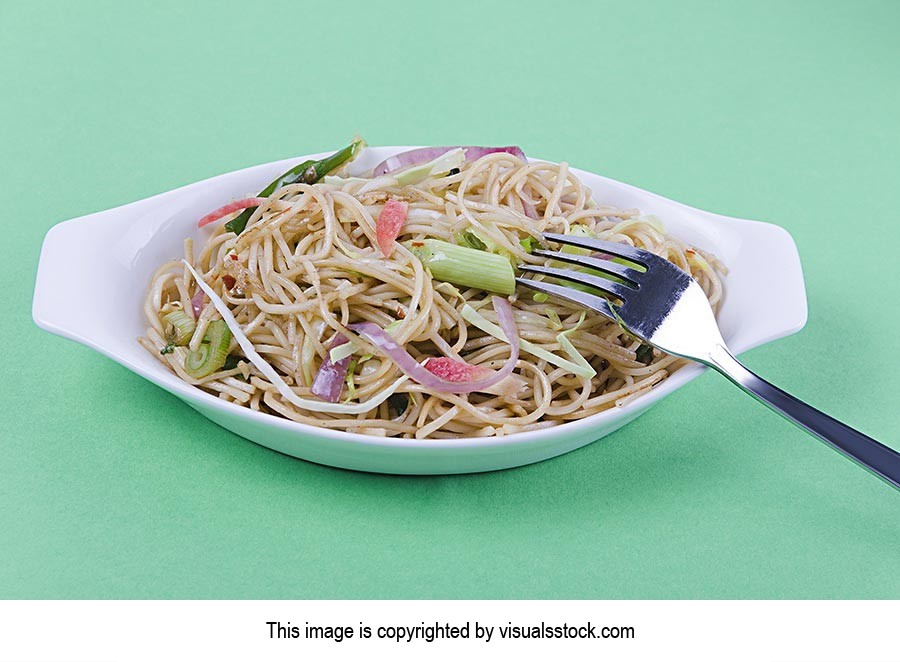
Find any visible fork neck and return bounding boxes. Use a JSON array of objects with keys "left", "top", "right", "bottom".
[{"left": 705, "top": 344, "right": 756, "bottom": 388}]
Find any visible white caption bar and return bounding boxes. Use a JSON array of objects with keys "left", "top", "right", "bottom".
[{"left": 0, "top": 600, "right": 897, "bottom": 661}]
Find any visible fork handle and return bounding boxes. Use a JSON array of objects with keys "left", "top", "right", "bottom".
[{"left": 707, "top": 344, "right": 900, "bottom": 489}]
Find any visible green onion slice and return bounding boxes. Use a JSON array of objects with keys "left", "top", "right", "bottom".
[
  {"left": 410, "top": 238, "right": 515, "bottom": 295},
  {"left": 163, "top": 309, "right": 196, "bottom": 346},
  {"left": 184, "top": 320, "right": 232, "bottom": 379}
]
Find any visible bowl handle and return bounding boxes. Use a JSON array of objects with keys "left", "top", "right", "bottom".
[
  {"left": 32, "top": 210, "right": 130, "bottom": 347},
  {"left": 714, "top": 217, "right": 808, "bottom": 354}
]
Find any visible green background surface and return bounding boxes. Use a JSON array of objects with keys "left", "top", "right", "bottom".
[{"left": 2, "top": 0, "right": 899, "bottom": 599}]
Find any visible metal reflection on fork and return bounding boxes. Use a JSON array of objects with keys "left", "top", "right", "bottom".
[{"left": 517, "top": 232, "right": 900, "bottom": 490}]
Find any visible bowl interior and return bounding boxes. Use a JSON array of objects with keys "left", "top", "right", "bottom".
[{"left": 34, "top": 146, "right": 807, "bottom": 457}]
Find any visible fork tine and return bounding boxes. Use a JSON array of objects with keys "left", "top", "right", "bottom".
[
  {"left": 518, "top": 264, "right": 634, "bottom": 301},
  {"left": 515, "top": 277, "right": 616, "bottom": 321},
  {"left": 542, "top": 233, "right": 651, "bottom": 264},
  {"left": 532, "top": 248, "right": 644, "bottom": 283}
]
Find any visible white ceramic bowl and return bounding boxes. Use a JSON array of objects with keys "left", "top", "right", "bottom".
[{"left": 33, "top": 146, "right": 807, "bottom": 474}]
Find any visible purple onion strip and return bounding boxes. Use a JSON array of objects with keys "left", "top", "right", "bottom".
[
  {"left": 372, "top": 146, "right": 526, "bottom": 177},
  {"left": 190, "top": 290, "right": 205, "bottom": 319},
  {"left": 311, "top": 335, "right": 352, "bottom": 403},
  {"left": 349, "top": 297, "right": 519, "bottom": 394}
]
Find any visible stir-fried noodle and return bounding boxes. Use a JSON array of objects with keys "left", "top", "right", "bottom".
[{"left": 141, "top": 144, "right": 726, "bottom": 439}]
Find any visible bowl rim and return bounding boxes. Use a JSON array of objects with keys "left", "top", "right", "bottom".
[{"left": 33, "top": 146, "right": 808, "bottom": 452}]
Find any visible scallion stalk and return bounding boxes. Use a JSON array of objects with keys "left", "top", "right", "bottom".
[
  {"left": 410, "top": 239, "right": 515, "bottom": 295},
  {"left": 225, "top": 137, "right": 366, "bottom": 235},
  {"left": 184, "top": 320, "right": 232, "bottom": 378},
  {"left": 456, "top": 229, "right": 488, "bottom": 251},
  {"left": 163, "top": 309, "right": 196, "bottom": 346}
]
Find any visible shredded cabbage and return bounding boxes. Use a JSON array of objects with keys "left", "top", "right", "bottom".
[
  {"left": 556, "top": 312, "right": 594, "bottom": 377},
  {"left": 394, "top": 148, "right": 466, "bottom": 186},
  {"left": 183, "top": 260, "right": 409, "bottom": 414},
  {"left": 461, "top": 304, "right": 595, "bottom": 379},
  {"left": 329, "top": 318, "right": 403, "bottom": 363}
]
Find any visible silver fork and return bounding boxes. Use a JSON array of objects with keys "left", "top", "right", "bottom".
[{"left": 517, "top": 232, "right": 900, "bottom": 490}]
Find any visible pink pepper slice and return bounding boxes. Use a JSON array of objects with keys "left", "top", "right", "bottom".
[
  {"left": 349, "top": 296, "right": 519, "bottom": 395},
  {"left": 198, "top": 197, "right": 270, "bottom": 228},
  {"left": 423, "top": 357, "right": 492, "bottom": 382},
  {"left": 376, "top": 199, "right": 408, "bottom": 257}
]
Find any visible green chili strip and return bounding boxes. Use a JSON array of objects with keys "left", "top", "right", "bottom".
[{"left": 225, "top": 138, "right": 366, "bottom": 235}]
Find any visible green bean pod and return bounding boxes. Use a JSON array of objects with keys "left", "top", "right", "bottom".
[{"left": 225, "top": 138, "right": 366, "bottom": 235}]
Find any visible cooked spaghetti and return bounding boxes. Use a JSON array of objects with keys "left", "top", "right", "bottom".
[{"left": 140, "top": 141, "right": 726, "bottom": 439}]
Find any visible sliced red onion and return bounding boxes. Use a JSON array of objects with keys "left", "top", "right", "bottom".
[
  {"left": 190, "top": 289, "right": 205, "bottom": 319},
  {"left": 311, "top": 334, "right": 352, "bottom": 403},
  {"left": 372, "top": 146, "right": 526, "bottom": 177},
  {"left": 518, "top": 183, "right": 539, "bottom": 219},
  {"left": 522, "top": 200, "right": 538, "bottom": 219},
  {"left": 198, "top": 197, "right": 269, "bottom": 227},
  {"left": 349, "top": 296, "right": 519, "bottom": 394}
]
